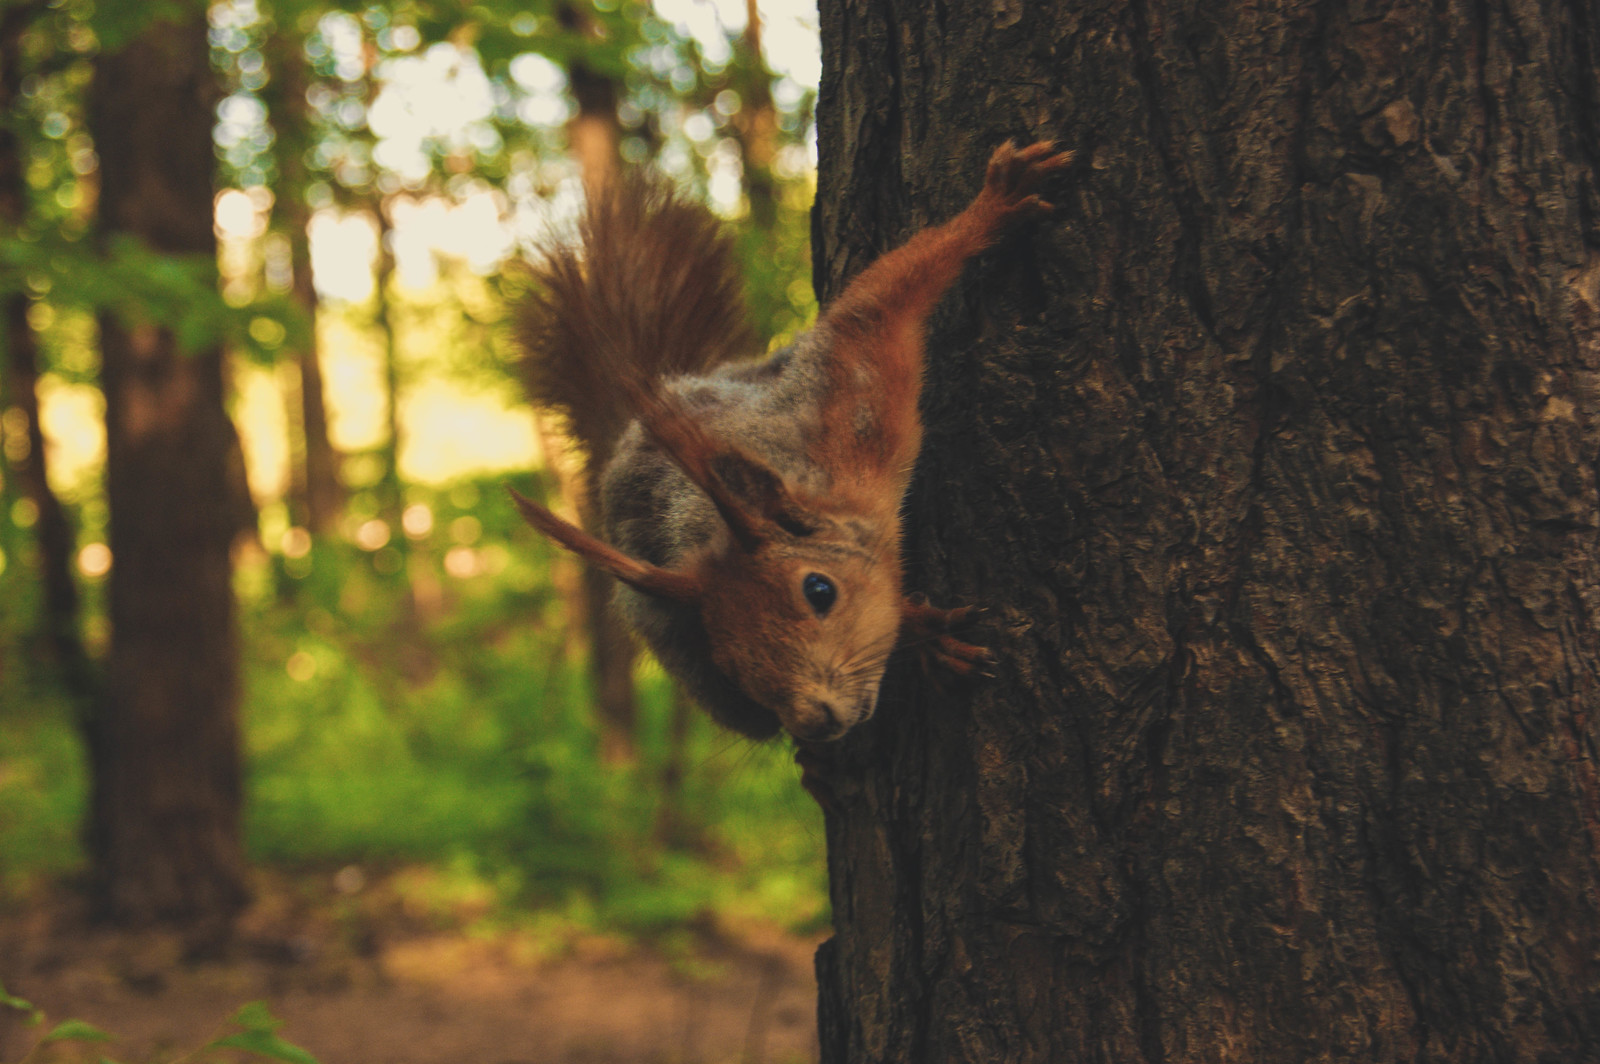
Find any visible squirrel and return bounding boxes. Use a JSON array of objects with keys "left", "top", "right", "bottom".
[{"left": 511, "top": 139, "right": 1073, "bottom": 745}]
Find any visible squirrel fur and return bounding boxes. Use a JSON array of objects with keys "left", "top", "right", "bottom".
[{"left": 513, "top": 140, "right": 1073, "bottom": 744}]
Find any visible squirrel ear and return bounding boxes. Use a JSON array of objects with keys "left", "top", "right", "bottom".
[
  {"left": 628, "top": 386, "right": 816, "bottom": 548},
  {"left": 508, "top": 487, "right": 702, "bottom": 603}
]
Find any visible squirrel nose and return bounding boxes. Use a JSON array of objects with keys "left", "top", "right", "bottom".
[{"left": 791, "top": 698, "right": 843, "bottom": 742}]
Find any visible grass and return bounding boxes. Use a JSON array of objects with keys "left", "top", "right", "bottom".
[{"left": 0, "top": 471, "right": 828, "bottom": 934}]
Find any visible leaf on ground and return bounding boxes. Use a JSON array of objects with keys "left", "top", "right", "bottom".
[
  {"left": 0, "top": 983, "right": 35, "bottom": 1015},
  {"left": 228, "top": 1001, "right": 285, "bottom": 1032},
  {"left": 209, "top": 1030, "right": 321, "bottom": 1064},
  {"left": 42, "top": 1019, "right": 117, "bottom": 1044}
]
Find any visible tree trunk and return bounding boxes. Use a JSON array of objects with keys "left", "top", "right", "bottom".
[
  {"left": 730, "top": 0, "right": 779, "bottom": 231},
  {"left": 810, "top": 1, "right": 1600, "bottom": 1060},
  {"left": 266, "top": 27, "right": 343, "bottom": 535},
  {"left": 0, "top": 1, "right": 92, "bottom": 704},
  {"left": 580, "top": 493, "right": 640, "bottom": 764},
  {"left": 1, "top": 297, "right": 92, "bottom": 701},
  {"left": 370, "top": 200, "right": 412, "bottom": 574},
  {"left": 548, "top": 21, "right": 640, "bottom": 762},
  {"left": 88, "top": 15, "right": 249, "bottom": 929},
  {"left": 560, "top": 3, "right": 623, "bottom": 193}
]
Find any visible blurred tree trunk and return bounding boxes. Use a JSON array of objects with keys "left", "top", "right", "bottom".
[
  {"left": 810, "top": 0, "right": 1600, "bottom": 1060},
  {"left": 371, "top": 201, "right": 407, "bottom": 551},
  {"left": 729, "top": 0, "right": 778, "bottom": 231},
  {"left": 87, "top": 14, "right": 249, "bottom": 929},
  {"left": 266, "top": 27, "right": 343, "bottom": 535},
  {"left": 560, "top": 4, "right": 622, "bottom": 194},
  {"left": 653, "top": 687, "right": 699, "bottom": 848},
  {"left": 578, "top": 490, "right": 639, "bottom": 764},
  {"left": 550, "top": 5, "right": 639, "bottom": 763},
  {"left": 0, "top": 1, "right": 91, "bottom": 703}
]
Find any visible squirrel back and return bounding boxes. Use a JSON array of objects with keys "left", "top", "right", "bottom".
[{"left": 513, "top": 142, "right": 1073, "bottom": 745}]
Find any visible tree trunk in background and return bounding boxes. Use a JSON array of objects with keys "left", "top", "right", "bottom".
[
  {"left": 0, "top": 2, "right": 91, "bottom": 704},
  {"left": 560, "top": 4, "right": 622, "bottom": 193},
  {"left": 371, "top": 201, "right": 410, "bottom": 565},
  {"left": 811, "top": 0, "right": 1600, "bottom": 1060},
  {"left": 1, "top": 300, "right": 92, "bottom": 700},
  {"left": 550, "top": 9, "right": 639, "bottom": 762},
  {"left": 580, "top": 491, "right": 639, "bottom": 764},
  {"left": 267, "top": 29, "right": 343, "bottom": 536},
  {"left": 731, "top": 0, "right": 779, "bottom": 231},
  {"left": 289, "top": 234, "right": 342, "bottom": 534},
  {"left": 88, "top": 15, "right": 248, "bottom": 929}
]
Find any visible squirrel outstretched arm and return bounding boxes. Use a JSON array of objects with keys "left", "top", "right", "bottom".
[{"left": 514, "top": 140, "right": 1073, "bottom": 744}]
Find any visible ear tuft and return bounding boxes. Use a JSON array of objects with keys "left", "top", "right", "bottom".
[
  {"left": 626, "top": 386, "right": 817, "bottom": 548},
  {"left": 508, "top": 486, "right": 702, "bottom": 603}
]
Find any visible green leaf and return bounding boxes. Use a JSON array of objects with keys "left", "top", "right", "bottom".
[
  {"left": 209, "top": 1030, "right": 321, "bottom": 1064},
  {"left": 0, "top": 979, "right": 37, "bottom": 1024},
  {"left": 42, "top": 1019, "right": 117, "bottom": 1044},
  {"left": 227, "top": 1001, "right": 285, "bottom": 1032}
]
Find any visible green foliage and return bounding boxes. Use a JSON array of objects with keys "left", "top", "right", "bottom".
[
  {"left": 0, "top": 983, "right": 40, "bottom": 1022},
  {"left": 0, "top": 0, "right": 826, "bottom": 970},
  {"left": 88, "top": 0, "right": 206, "bottom": 52},
  {"left": 738, "top": 176, "right": 819, "bottom": 347},
  {"left": 39, "top": 1021, "right": 115, "bottom": 1047},
  {"left": 0, "top": 572, "right": 87, "bottom": 899},
  {"left": 235, "top": 472, "right": 827, "bottom": 932},
  {"left": 0, "top": 235, "right": 309, "bottom": 362},
  {"left": 0, "top": 996, "right": 322, "bottom": 1064},
  {"left": 207, "top": 1003, "right": 319, "bottom": 1064}
]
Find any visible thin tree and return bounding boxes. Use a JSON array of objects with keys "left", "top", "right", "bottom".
[
  {"left": 0, "top": 0, "right": 92, "bottom": 704},
  {"left": 535, "top": 2, "right": 640, "bottom": 763},
  {"left": 263, "top": 15, "right": 344, "bottom": 535},
  {"left": 810, "top": 0, "right": 1600, "bottom": 1060},
  {"left": 87, "top": 11, "right": 249, "bottom": 929}
]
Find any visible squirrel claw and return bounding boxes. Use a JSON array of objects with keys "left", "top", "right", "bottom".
[
  {"left": 982, "top": 139, "right": 1076, "bottom": 217},
  {"left": 899, "top": 596, "right": 994, "bottom": 679},
  {"left": 926, "top": 633, "right": 995, "bottom": 677}
]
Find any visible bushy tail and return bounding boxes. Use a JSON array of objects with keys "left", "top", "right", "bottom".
[{"left": 516, "top": 174, "right": 757, "bottom": 472}]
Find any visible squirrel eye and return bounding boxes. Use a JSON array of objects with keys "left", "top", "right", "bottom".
[{"left": 802, "top": 573, "right": 837, "bottom": 615}]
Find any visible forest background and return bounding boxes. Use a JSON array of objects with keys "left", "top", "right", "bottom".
[{"left": 0, "top": 0, "right": 828, "bottom": 1058}]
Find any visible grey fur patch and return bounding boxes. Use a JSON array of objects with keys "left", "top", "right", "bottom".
[{"left": 598, "top": 331, "right": 847, "bottom": 739}]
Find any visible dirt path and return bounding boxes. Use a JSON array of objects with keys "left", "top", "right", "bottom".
[{"left": 0, "top": 870, "right": 823, "bottom": 1064}]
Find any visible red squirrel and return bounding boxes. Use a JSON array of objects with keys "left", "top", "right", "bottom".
[{"left": 512, "top": 140, "right": 1073, "bottom": 744}]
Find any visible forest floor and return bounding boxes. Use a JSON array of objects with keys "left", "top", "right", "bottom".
[{"left": 0, "top": 867, "right": 823, "bottom": 1064}]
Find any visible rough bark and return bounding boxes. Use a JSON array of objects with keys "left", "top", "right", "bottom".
[
  {"left": 88, "top": 15, "right": 249, "bottom": 928},
  {"left": 810, "top": 0, "right": 1600, "bottom": 1061}
]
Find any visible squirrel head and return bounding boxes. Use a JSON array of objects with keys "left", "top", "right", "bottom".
[
  {"left": 691, "top": 509, "right": 902, "bottom": 742},
  {"left": 511, "top": 388, "right": 904, "bottom": 743}
]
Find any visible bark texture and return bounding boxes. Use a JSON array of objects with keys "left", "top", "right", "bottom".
[
  {"left": 88, "top": 16, "right": 249, "bottom": 927},
  {"left": 811, "top": 0, "right": 1600, "bottom": 1060}
]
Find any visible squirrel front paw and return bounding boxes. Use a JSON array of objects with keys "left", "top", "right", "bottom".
[
  {"left": 980, "top": 139, "right": 1076, "bottom": 220},
  {"left": 899, "top": 596, "right": 995, "bottom": 678}
]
